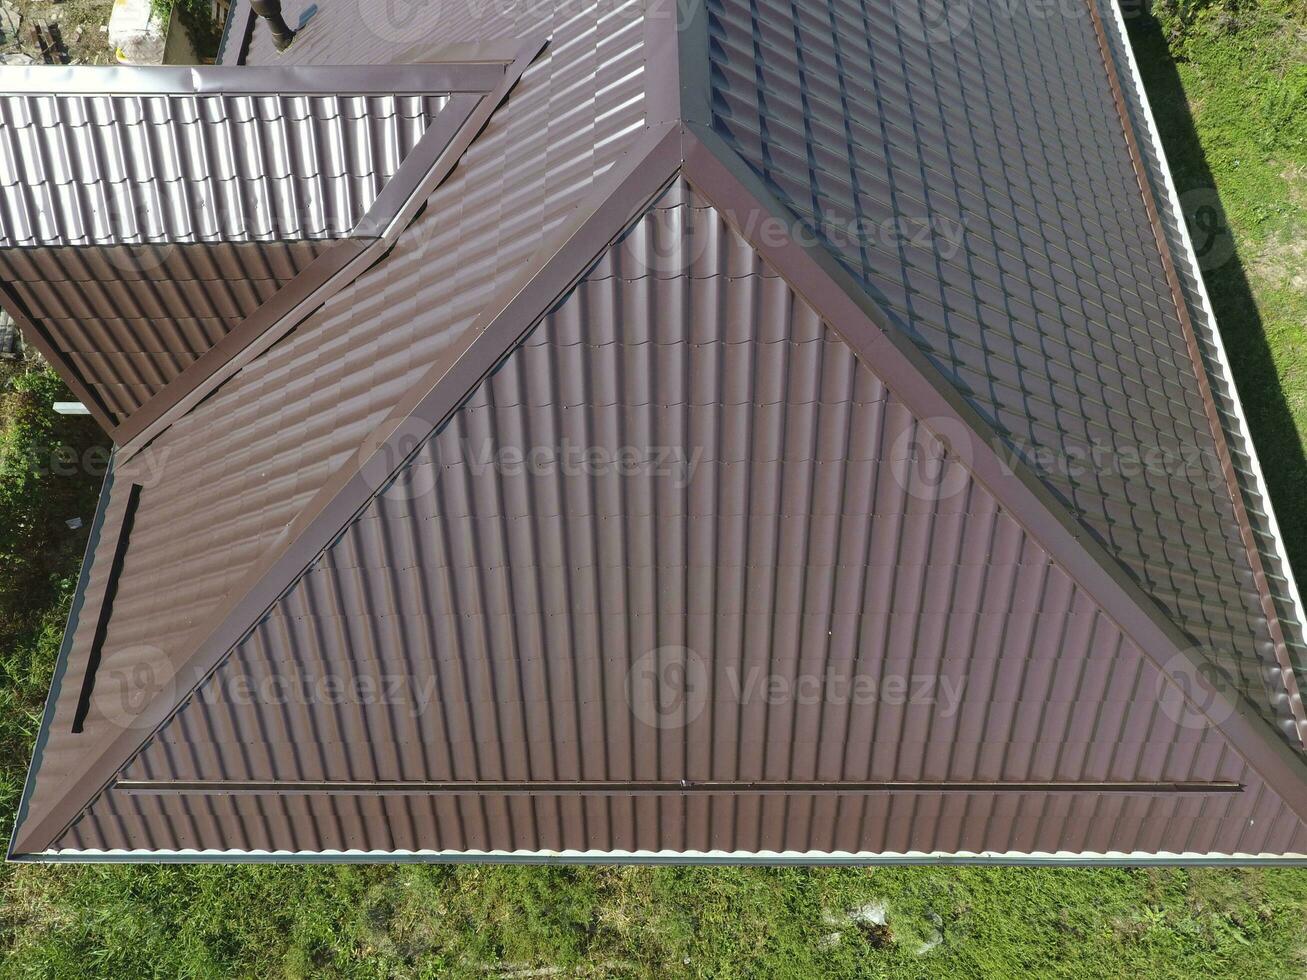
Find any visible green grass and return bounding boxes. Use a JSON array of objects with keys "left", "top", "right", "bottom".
[{"left": 2, "top": 4, "right": 1307, "bottom": 978}]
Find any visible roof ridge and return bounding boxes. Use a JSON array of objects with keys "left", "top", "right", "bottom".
[
  {"left": 677, "top": 123, "right": 1307, "bottom": 825},
  {"left": 9, "top": 121, "right": 684, "bottom": 857}
]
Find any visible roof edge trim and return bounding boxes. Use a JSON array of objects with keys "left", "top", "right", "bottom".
[
  {"left": 679, "top": 124, "right": 1307, "bottom": 825},
  {"left": 0, "top": 63, "right": 507, "bottom": 95},
  {"left": 1099, "top": 0, "right": 1307, "bottom": 746},
  {"left": 110, "top": 779, "right": 1244, "bottom": 796},
  {"left": 17, "top": 848, "right": 1307, "bottom": 867},
  {"left": 1085, "top": 0, "right": 1306, "bottom": 746}
]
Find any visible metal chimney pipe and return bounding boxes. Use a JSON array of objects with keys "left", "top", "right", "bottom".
[{"left": 249, "top": 0, "right": 296, "bottom": 51}]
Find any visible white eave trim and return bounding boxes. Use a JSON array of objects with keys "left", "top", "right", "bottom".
[
  {"left": 26, "top": 847, "right": 1307, "bottom": 866},
  {"left": 1104, "top": 0, "right": 1307, "bottom": 742}
]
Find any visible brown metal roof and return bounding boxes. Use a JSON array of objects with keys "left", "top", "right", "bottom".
[
  {"left": 705, "top": 0, "right": 1307, "bottom": 745},
  {"left": 49, "top": 183, "right": 1307, "bottom": 857},
  {"left": 0, "top": 70, "right": 491, "bottom": 432},
  {"left": 10, "top": 0, "right": 1307, "bottom": 860}
]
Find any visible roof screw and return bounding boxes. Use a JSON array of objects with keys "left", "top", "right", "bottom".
[{"left": 249, "top": 0, "right": 296, "bottom": 51}]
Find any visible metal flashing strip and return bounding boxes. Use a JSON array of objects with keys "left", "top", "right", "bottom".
[
  {"left": 1082, "top": 0, "right": 1306, "bottom": 747},
  {"left": 679, "top": 126, "right": 1307, "bottom": 826},
  {"left": 1101, "top": 0, "right": 1307, "bottom": 746},
  {"left": 22, "top": 848, "right": 1307, "bottom": 867},
  {"left": 8, "top": 122, "right": 683, "bottom": 857},
  {"left": 114, "top": 780, "right": 1244, "bottom": 796},
  {"left": 70, "top": 483, "right": 141, "bottom": 734},
  {"left": 0, "top": 63, "right": 507, "bottom": 94}
]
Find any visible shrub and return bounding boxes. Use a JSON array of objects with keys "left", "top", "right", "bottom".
[{"left": 0, "top": 366, "right": 108, "bottom": 650}]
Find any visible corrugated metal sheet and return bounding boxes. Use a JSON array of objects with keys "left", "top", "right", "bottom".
[
  {"left": 706, "top": 0, "right": 1298, "bottom": 739},
  {"left": 0, "top": 92, "right": 449, "bottom": 246},
  {"left": 0, "top": 87, "right": 454, "bottom": 423},
  {"left": 16, "top": 0, "right": 650, "bottom": 852},
  {"left": 0, "top": 240, "right": 327, "bottom": 418},
  {"left": 52, "top": 186, "right": 1307, "bottom": 855}
]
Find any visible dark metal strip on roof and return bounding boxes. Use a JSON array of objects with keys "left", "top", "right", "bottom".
[
  {"left": 70, "top": 483, "right": 141, "bottom": 734},
  {"left": 6, "top": 460, "right": 117, "bottom": 861},
  {"left": 115, "top": 780, "right": 1244, "bottom": 796}
]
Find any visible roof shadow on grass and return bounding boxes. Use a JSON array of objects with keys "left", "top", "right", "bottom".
[{"left": 1124, "top": 9, "right": 1307, "bottom": 584}]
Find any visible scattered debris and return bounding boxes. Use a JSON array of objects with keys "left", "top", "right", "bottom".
[
  {"left": 849, "top": 901, "right": 889, "bottom": 928},
  {"left": 915, "top": 911, "right": 944, "bottom": 955},
  {"left": 820, "top": 901, "right": 896, "bottom": 950}
]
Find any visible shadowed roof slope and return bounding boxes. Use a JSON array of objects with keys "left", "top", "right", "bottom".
[
  {"left": 9, "top": 0, "right": 1307, "bottom": 861},
  {"left": 706, "top": 0, "right": 1307, "bottom": 744}
]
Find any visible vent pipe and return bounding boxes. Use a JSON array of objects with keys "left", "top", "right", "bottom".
[{"left": 249, "top": 0, "right": 295, "bottom": 51}]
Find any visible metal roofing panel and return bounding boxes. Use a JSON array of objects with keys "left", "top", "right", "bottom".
[
  {"left": 0, "top": 240, "right": 327, "bottom": 418},
  {"left": 50, "top": 186, "right": 1306, "bottom": 855},
  {"left": 706, "top": 0, "right": 1300, "bottom": 741},
  {"left": 14, "top": 0, "right": 649, "bottom": 855},
  {"left": 0, "top": 91, "right": 450, "bottom": 246}
]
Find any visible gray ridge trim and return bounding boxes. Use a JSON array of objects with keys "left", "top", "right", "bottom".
[
  {"left": 0, "top": 63, "right": 506, "bottom": 95},
  {"left": 680, "top": 125, "right": 1307, "bottom": 826}
]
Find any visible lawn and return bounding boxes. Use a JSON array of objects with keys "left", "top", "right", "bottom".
[{"left": 1, "top": 2, "right": 1305, "bottom": 977}]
